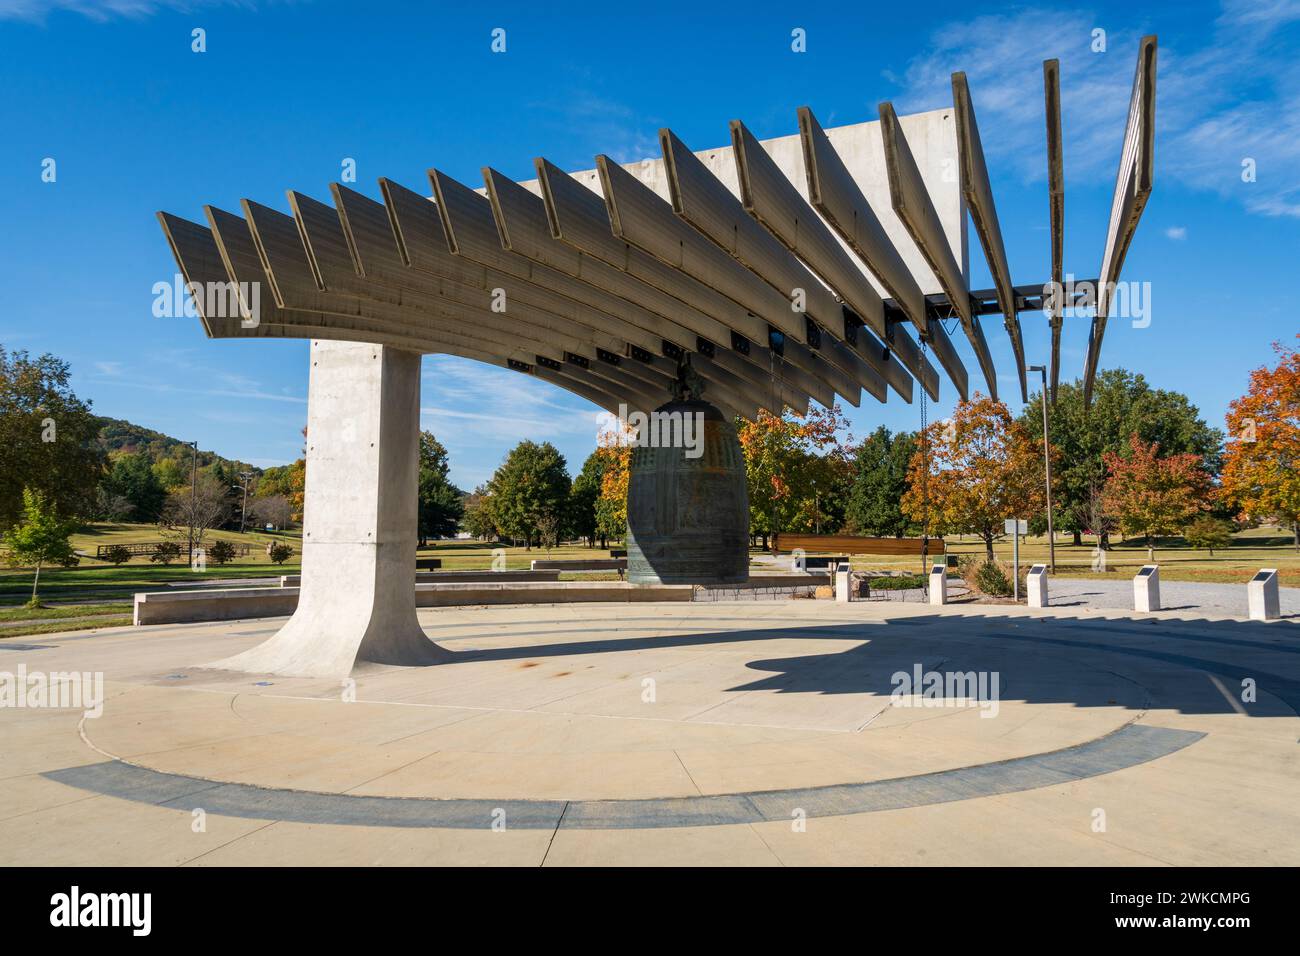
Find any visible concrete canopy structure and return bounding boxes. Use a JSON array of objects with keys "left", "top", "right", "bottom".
[{"left": 158, "top": 43, "right": 1155, "bottom": 677}]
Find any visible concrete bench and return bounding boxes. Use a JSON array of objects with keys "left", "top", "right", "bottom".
[
  {"left": 800, "top": 555, "right": 848, "bottom": 570},
  {"left": 771, "top": 533, "right": 945, "bottom": 557}
]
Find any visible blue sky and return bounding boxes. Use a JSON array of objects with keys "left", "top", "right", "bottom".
[{"left": 1, "top": 0, "right": 1296, "bottom": 489}]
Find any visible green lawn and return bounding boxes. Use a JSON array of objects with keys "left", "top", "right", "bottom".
[
  {"left": 0, "top": 615, "right": 133, "bottom": 638},
  {"left": 1, "top": 524, "right": 625, "bottom": 609},
  {"left": 4, "top": 522, "right": 1295, "bottom": 632},
  {"left": 0, "top": 602, "right": 132, "bottom": 622}
]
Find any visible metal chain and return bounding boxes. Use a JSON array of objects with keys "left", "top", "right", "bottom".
[{"left": 919, "top": 335, "right": 930, "bottom": 577}]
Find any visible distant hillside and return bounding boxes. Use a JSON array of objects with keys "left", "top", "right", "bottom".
[{"left": 93, "top": 415, "right": 261, "bottom": 474}]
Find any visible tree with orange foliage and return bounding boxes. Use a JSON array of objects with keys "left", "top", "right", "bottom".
[
  {"left": 1220, "top": 337, "right": 1300, "bottom": 549},
  {"left": 736, "top": 404, "right": 852, "bottom": 548},
  {"left": 901, "top": 394, "right": 1046, "bottom": 561},
  {"left": 1101, "top": 434, "right": 1212, "bottom": 561}
]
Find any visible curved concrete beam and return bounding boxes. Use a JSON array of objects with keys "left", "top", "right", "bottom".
[
  {"left": 1084, "top": 35, "right": 1157, "bottom": 406},
  {"left": 878, "top": 101, "right": 999, "bottom": 400},
  {"left": 658, "top": 127, "right": 886, "bottom": 406},
  {"left": 530, "top": 158, "right": 811, "bottom": 415},
  {"left": 952, "top": 72, "right": 1027, "bottom": 401}
]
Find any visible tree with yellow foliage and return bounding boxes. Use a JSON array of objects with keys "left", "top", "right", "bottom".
[
  {"left": 594, "top": 424, "right": 631, "bottom": 543},
  {"left": 736, "top": 404, "right": 852, "bottom": 549},
  {"left": 901, "top": 394, "right": 1046, "bottom": 561}
]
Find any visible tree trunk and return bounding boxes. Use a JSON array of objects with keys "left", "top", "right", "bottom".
[
  {"left": 30, "top": 560, "right": 42, "bottom": 605},
  {"left": 984, "top": 533, "right": 995, "bottom": 563},
  {"left": 1072, "top": 530, "right": 1082, "bottom": 547}
]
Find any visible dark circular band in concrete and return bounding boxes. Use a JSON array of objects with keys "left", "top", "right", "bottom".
[{"left": 44, "top": 723, "right": 1203, "bottom": 830}]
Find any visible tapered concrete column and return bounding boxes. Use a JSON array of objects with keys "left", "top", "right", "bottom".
[{"left": 210, "top": 341, "right": 446, "bottom": 678}]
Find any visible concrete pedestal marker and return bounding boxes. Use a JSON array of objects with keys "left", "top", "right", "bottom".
[
  {"left": 1248, "top": 568, "right": 1280, "bottom": 622},
  {"left": 834, "top": 563, "right": 853, "bottom": 602},
  {"left": 1026, "top": 563, "right": 1049, "bottom": 609},
  {"left": 1133, "top": 564, "right": 1160, "bottom": 612},
  {"left": 929, "top": 563, "right": 948, "bottom": 605},
  {"left": 210, "top": 341, "right": 447, "bottom": 678}
]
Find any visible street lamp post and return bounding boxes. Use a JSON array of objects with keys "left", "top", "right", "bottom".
[
  {"left": 186, "top": 440, "right": 199, "bottom": 566},
  {"left": 235, "top": 471, "right": 254, "bottom": 534},
  {"left": 1026, "top": 365, "right": 1055, "bottom": 572}
]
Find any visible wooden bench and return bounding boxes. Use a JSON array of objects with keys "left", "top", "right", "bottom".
[
  {"left": 770, "top": 534, "right": 944, "bottom": 557},
  {"left": 415, "top": 558, "right": 443, "bottom": 571}
]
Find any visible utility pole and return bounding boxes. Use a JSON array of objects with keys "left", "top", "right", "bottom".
[
  {"left": 1026, "top": 365, "right": 1055, "bottom": 572},
  {"left": 235, "top": 471, "right": 254, "bottom": 534},
  {"left": 186, "top": 440, "right": 199, "bottom": 565}
]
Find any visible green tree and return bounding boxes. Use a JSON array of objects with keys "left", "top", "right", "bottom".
[
  {"left": 208, "top": 539, "right": 237, "bottom": 566},
  {"left": 845, "top": 426, "right": 917, "bottom": 536},
  {"left": 0, "top": 348, "right": 104, "bottom": 528},
  {"left": 151, "top": 457, "right": 188, "bottom": 491},
  {"left": 1020, "top": 370, "right": 1222, "bottom": 546},
  {"left": 417, "top": 431, "right": 464, "bottom": 547},
  {"left": 571, "top": 449, "right": 611, "bottom": 547},
  {"left": 461, "top": 485, "right": 498, "bottom": 541},
  {"left": 101, "top": 452, "right": 168, "bottom": 522},
  {"left": 150, "top": 541, "right": 182, "bottom": 565},
  {"left": 487, "top": 441, "right": 571, "bottom": 550},
  {"left": 1184, "top": 516, "right": 1234, "bottom": 556},
  {"left": 737, "top": 405, "right": 851, "bottom": 547},
  {"left": 102, "top": 544, "right": 133, "bottom": 566},
  {"left": 3, "top": 488, "right": 76, "bottom": 606}
]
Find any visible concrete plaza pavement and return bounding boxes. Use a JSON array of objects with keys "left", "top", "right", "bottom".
[{"left": 1, "top": 599, "right": 1297, "bottom": 866}]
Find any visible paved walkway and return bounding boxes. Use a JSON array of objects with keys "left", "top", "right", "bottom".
[{"left": 1, "top": 600, "right": 1297, "bottom": 865}]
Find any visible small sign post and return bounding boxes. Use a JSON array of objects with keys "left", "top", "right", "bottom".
[
  {"left": 835, "top": 562, "right": 853, "bottom": 603},
  {"left": 1248, "top": 568, "right": 1280, "bottom": 621},
  {"left": 929, "top": 563, "right": 947, "bottom": 606},
  {"left": 1134, "top": 565, "right": 1160, "bottom": 612},
  {"left": 1027, "top": 563, "right": 1049, "bottom": 608},
  {"left": 1005, "top": 518, "right": 1027, "bottom": 601}
]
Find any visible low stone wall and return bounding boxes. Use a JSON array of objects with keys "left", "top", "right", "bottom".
[
  {"left": 745, "top": 573, "right": 831, "bottom": 587},
  {"left": 277, "top": 569, "right": 563, "bottom": 587},
  {"left": 415, "top": 582, "right": 691, "bottom": 606},
  {"left": 134, "top": 580, "right": 692, "bottom": 625},
  {"left": 134, "top": 587, "right": 301, "bottom": 625},
  {"left": 530, "top": 558, "right": 628, "bottom": 572}
]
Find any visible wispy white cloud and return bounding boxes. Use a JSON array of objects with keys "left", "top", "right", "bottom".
[
  {"left": 893, "top": 1, "right": 1300, "bottom": 217},
  {"left": 420, "top": 354, "right": 606, "bottom": 488},
  {"left": 86, "top": 352, "right": 306, "bottom": 405},
  {"left": 524, "top": 80, "right": 660, "bottom": 167},
  {"left": 1164, "top": 226, "right": 1187, "bottom": 240},
  {"left": 0, "top": 0, "right": 257, "bottom": 22}
]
